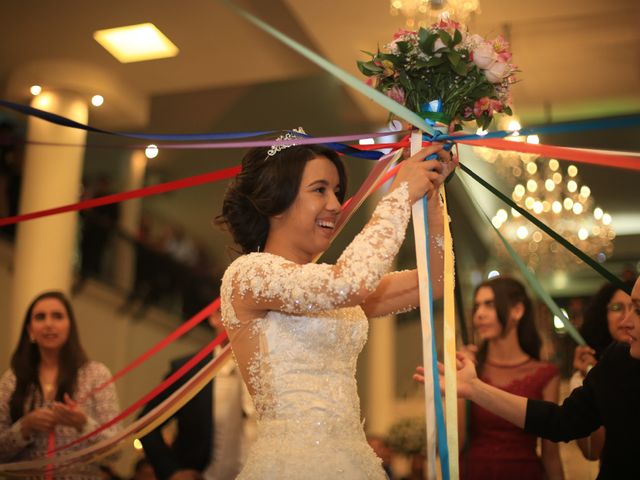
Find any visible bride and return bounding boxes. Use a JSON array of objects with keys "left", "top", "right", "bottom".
[{"left": 216, "top": 136, "right": 453, "bottom": 478}]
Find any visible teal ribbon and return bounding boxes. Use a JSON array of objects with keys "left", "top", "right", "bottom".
[
  {"left": 458, "top": 163, "right": 630, "bottom": 295},
  {"left": 456, "top": 172, "right": 586, "bottom": 345},
  {"left": 422, "top": 197, "right": 450, "bottom": 480},
  {"left": 221, "top": 0, "right": 434, "bottom": 136}
]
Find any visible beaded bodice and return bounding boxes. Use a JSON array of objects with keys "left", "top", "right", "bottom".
[{"left": 220, "top": 184, "right": 411, "bottom": 479}]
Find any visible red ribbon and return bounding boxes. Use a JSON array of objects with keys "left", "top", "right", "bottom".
[
  {"left": 77, "top": 299, "right": 220, "bottom": 403},
  {"left": 0, "top": 165, "right": 241, "bottom": 227},
  {"left": 53, "top": 330, "right": 227, "bottom": 454},
  {"left": 44, "top": 432, "right": 55, "bottom": 480},
  {"left": 459, "top": 138, "right": 640, "bottom": 171}
]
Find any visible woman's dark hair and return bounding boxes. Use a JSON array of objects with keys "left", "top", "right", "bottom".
[
  {"left": 9, "top": 291, "right": 88, "bottom": 422},
  {"left": 474, "top": 276, "right": 541, "bottom": 369},
  {"left": 216, "top": 144, "right": 347, "bottom": 253},
  {"left": 580, "top": 279, "right": 636, "bottom": 358}
]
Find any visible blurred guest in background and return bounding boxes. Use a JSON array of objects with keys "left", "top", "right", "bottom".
[{"left": 0, "top": 291, "right": 121, "bottom": 478}]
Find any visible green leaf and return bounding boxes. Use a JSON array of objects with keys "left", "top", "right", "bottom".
[
  {"left": 426, "top": 56, "right": 445, "bottom": 67},
  {"left": 359, "top": 50, "right": 376, "bottom": 58},
  {"left": 438, "top": 30, "right": 452, "bottom": 47},
  {"left": 396, "top": 41, "right": 411, "bottom": 54},
  {"left": 419, "top": 32, "right": 438, "bottom": 54},
  {"left": 398, "top": 70, "right": 412, "bottom": 91},
  {"left": 451, "top": 60, "right": 468, "bottom": 76},
  {"left": 447, "top": 51, "right": 461, "bottom": 66},
  {"left": 356, "top": 61, "right": 382, "bottom": 75},
  {"left": 504, "top": 106, "right": 513, "bottom": 115},
  {"left": 453, "top": 29, "right": 462, "bottom": 46},
  {"left": 378, "top": 53, "right": 401, "bottom": 66}
]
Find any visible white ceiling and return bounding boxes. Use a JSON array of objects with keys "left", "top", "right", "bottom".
[{"left": 1, "top": 0, "right": 638, "bottom": 126}]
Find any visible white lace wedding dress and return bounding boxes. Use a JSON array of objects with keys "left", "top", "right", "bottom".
[{"left": 220, "top": 184, "right": 411, "bottom": 479}]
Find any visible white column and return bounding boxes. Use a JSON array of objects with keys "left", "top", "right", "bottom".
[{"left": 9, "top": 90, "right": 87, "bottom": 350}]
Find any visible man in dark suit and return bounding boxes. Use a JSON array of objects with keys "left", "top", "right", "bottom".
[{"left": 140, "top": 313, "right": 254, "bottom": 480}]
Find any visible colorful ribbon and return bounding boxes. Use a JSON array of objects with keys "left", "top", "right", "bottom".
[
  {"left": 410, "top": 131, "right": 439, "bottom": 480},
  {"left": 441, "top": 187, "right": 460, "bottom": 479},
  {"left": 458, "top": 162, "right": 630, "bottom": 295},
  {"left": 455, "top": 168, "right": 586, "bottom": 345}
]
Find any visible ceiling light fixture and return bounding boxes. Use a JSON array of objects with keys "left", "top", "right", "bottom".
[
  {"left": 93, "top": 23, "right": 179, "bottom": 63},
  {"left": 478, "top": 136, "right": 615, "bottom": 271},
  {"left": 390, "top": 0, "right": 480, "bottom": 28},
  {"left": 91, "top": 95, "right": 104, "bottom": 107}
]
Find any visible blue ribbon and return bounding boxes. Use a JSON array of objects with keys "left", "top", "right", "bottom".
[
  {"left": 424, "top": 114, "right": 640, "bottom": 143},
  {"left": 0, "top": 99, "right": 276, "bottom": 142},
  {"left": 422, "top": 196, "right": 450, "bottom": 480}
]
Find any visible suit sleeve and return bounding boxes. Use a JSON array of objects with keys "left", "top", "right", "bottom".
[
  {"left": 524, "top": 357, "right": 602, "bottom": 442},
  {"left": 139, "top": 360, "right": 188, "bottom": 480}
]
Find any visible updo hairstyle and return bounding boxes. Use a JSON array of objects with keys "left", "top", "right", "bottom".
[{"left": 216, "top": 144, "right": 347, "bottom": 253}]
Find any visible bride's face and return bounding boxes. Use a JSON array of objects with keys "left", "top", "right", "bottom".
[{"left": 270, "top": 156, "right": 342, "bottom": 262}]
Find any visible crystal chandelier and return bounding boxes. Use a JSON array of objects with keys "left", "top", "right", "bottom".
[
  {"left": 475, "top": 135, "right": 615, "bottom": 271},
  {"left": 390, "top": 0, "right": 481, "bottom": 28}
]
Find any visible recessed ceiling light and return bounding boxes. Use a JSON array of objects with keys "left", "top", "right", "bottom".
[
  {"left": 93, "top": 23, "right": 179, "bottom": 63},
  {"left": 91, "top": 95, "right": 104, "bottom": 107},
  {"left": 145, "top": 144, "right": 159, "bottom": 159}
]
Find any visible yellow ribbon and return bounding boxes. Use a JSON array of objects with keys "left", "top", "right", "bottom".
[{"left": 441, "top": 187, "right": 460, "bottom": 479}]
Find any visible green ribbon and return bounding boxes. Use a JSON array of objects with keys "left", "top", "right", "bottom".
[
  {"left": 455, "top": 172, "right": 586, "bottom": 345},
  {"left": 419, "top": 111, "right": 452, "bottom": 126},
  {"left": 222, "top": 0, "right": 434, "bottom": 136},
  {"left": 458, "top": 163, "right": 629, "bottom": 295}
]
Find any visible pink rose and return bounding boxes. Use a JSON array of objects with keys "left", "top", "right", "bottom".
[
  {"left": 497, "top": 51, "right": 512, "bottom": 62},
  {"left": 386, "top": 85, "right": 406, "bottom": 105},
  {"left": 472, "top": 43, "right": 496, "bottom": 69},
  {"left": 434, "top": 18, "right": 461, "bottom": 35},
  {"left": 473, "top": 97, "right": 492, "bottom": 118},
  {"left": 492, "top": 35, "right": 510, "bottom": 53},
  {"left": 492, "top": 35, "right": 512, "bottom": 62},
  {"left": 490, "top": 99, "right": 503, "bottom": 113},
  {"left": 485, "top": 61, "right": 509, "bottom": 83},
  {"left": 462, "top": 106, "right": 474, "bottom": 119},
  {"left": 393, "top": 28, "right": 416, "bottom": 40},
  {"left": 365, "top": 77, "right": 376, "bottom": 87}
]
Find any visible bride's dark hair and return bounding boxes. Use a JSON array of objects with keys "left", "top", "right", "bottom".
[{"left": 216, "top": 145, "right": 347, "bottom": 254}]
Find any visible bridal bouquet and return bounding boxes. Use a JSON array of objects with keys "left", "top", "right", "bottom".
[{"left": 358, "top": 18, "right": 516, "bottom": 129}]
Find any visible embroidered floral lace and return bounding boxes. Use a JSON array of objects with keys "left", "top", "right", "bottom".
[
  {"left": 0, "top": 361, "right": 120, "bottom": 480},
  {"left": 220, "top": 184, "right": 411, "bottom": 479}
]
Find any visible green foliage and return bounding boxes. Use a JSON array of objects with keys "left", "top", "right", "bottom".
[{"left": 357, "top": 22, "right": 515, "bottom": 128}]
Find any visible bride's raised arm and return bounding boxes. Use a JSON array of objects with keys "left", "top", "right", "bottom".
[{"left": 223, "top": 146, "right": 451, "bottom": 319}]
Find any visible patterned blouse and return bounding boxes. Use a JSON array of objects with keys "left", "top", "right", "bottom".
[{"left": 0, "top": 361, "right": 120, "bottom": 479}]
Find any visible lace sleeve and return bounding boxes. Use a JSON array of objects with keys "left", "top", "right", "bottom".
[
  {"left": 0, "top": 370, "right": 31, "bottom": 462},
  {"left": 222, "top": 182, "right": 411, "bottom": 320},
  {"left": 77, "top": 362, "right": 121, "bottom": 460}
]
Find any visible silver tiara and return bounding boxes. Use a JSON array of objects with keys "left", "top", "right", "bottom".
[{"left": 266, "top": 127, "right": 306, "bottom": 158}]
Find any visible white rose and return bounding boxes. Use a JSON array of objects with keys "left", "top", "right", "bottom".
[
  {"left": 484, "top": 61, "right": 509, "bottom": 83},
  {"left": 472, "top": 43, "right": 496, "bottom": 69},
  {"left": 433, "top": 38, "right": 446, "bottom": 56},
  {"left": 468, "top": 34, "right": 484, "bottom": 47}
]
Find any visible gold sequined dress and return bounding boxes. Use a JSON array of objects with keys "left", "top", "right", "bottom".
[{"left": 221, "top": 184, "right": 411, "bottom": 479}]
